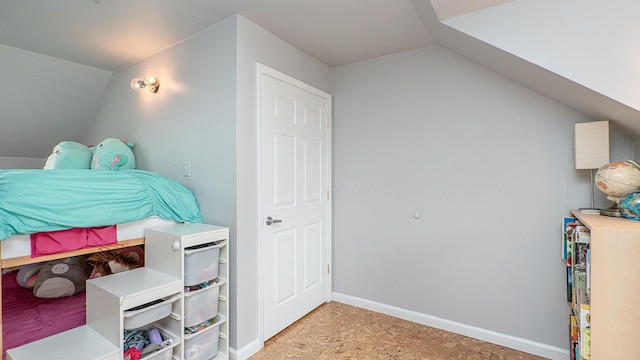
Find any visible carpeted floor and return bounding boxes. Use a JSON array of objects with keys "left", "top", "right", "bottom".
[{"left": 250, "top": 302, "right": 547, "bottom": 360}]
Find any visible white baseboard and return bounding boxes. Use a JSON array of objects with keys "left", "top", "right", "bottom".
[
  {"left": 229, "top": 339, "right": 262, "bottom": 360},
  {"left": 332, "top": 292, "right": 570, "bottom": 360}
]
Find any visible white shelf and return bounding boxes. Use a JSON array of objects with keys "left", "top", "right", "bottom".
[
  {"left": 88, "top": 267, "right": 182, "bottom": 310},
  {"left": 6, "top": 326, "right": 119, "bottom": 360}
]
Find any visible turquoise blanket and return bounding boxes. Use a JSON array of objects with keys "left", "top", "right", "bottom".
[{"left": 0, "top": 169, "right": 203, "bottom": 240}]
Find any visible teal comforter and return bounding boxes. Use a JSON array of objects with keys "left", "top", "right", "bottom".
[{"left": 0, "top": 169, "right": 203, "bottom": 240}]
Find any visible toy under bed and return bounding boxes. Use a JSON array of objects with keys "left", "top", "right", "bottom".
[
  {"left": 0, "top": 169, "right": 204, "bottom": 356},
  {"left": 2, "top": 270, "right": 85, "bottom": 357}
]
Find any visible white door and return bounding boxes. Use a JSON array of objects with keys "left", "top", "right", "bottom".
[{"left": 259, "top": 65, "right": 331, "bottom": 341}]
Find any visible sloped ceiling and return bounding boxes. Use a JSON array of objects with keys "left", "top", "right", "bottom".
[
  {"left": 412, "top": 0, "right": 640, "bottom": 138},
  {"left": 429, "top": 0, "right": 513, "bottom": 20},
  {"left": 442, "top": 0, "right": 640, "bottom": 111},
  {"left": 0, "top": 0, "right": 434, "bottom": 158},
  {"left": 2, "top": 0, "right": 640, "bottom": 159},
  {"left": 0, "top": 0, "right": 433, "bottom": 70}
]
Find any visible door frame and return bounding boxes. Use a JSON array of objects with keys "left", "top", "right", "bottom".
[{"left": 256, "top": 63, "right": 332, "bottom": 345}]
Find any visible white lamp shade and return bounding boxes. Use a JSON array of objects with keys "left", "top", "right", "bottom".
[{"left": 575, "top": 120, "right": 610, "bottom": 170}]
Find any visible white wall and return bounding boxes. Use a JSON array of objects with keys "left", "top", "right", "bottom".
[
  {"left": 610, "top": 124, "right": 635, "bottom": 162},
  {"left": 83, "top": 14, "right": 331, "bottom": 354},
  {"left": 83, "top": 12, "right": 239, "bottom": 342},
  {"left": 0, "top": 44, "right": 111, "bottom": 158},
  {"left": 84, "top": 16, "right": 237, "bottom": 230},
  {"left": 330, "top": 46, "right": 632, "bottom": 353},
  {"left": 235, "top": 15, "right": 331, "bottom": 354},
  {"left": 0, "top": 156, "right": 46, "bottom": 169}
]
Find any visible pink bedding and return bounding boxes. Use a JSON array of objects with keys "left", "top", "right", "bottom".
[{"left": 2, "top": 271, "right": 86, "bottom": 358}]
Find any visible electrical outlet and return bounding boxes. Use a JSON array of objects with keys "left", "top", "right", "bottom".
[{"left": 183, "top": 161, "right": 191, "bottom": 177}]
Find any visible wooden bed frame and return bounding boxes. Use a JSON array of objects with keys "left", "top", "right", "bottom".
[{"left": 0, "top": 236, "right": 145, "bottom": 355}]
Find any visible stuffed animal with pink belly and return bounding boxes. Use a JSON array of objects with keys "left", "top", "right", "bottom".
[{"left": 90, "top": 138, "right": 136, "bottom": 171}]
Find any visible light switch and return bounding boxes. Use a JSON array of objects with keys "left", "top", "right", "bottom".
[{"left": 183, "top": 161, "right": 191, "bottom": 177}]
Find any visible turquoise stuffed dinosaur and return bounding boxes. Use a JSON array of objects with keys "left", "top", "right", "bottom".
[{"left": 90, "top": 138, "right": 136, "bottom": 171}]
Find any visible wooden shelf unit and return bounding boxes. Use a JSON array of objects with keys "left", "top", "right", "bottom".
[{"left": 570, "top": 210, "right": 640, "bottom": 359}]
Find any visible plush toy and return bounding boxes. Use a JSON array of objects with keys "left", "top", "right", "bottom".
[
  {"left": 91, "top": 138, "right": 136, "bottom": 171},
  {"left": 16, "top": 262, "right": 44, "bottom": 289},
  {"left": 87, "top": 247, "right": 144, "bottom": 278},
  {"left": 43, "top": 141, "right": 92, "bottom": 169},
  {"left": 32, "top": 256, "right": 92, "bottom": 298}
]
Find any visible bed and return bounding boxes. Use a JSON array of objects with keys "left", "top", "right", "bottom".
[{"left": 0, "top": 169, "right": 203, "bottom": 356}]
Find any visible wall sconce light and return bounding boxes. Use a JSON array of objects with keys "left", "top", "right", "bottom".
[{"left": 130, "top": 76, "right": 160, "bottom": 93}]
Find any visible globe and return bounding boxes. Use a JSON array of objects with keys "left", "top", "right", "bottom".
[{"left": 595, "top": 160, "right": 640, "bottom": 199}]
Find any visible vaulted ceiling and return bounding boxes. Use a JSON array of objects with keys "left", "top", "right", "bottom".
[
  {"left": 413, "top": 0, "right": 640, "bottom": 138},
  {"left": 0, "top": 0, "right": 435, "bottom": 70},
  {"left": 2, "top": 0, "right": 640, "bottom": 154}
]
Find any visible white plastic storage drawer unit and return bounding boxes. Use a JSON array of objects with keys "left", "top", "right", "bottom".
[
  {"left": 123, "top": 294, "right": 180, "bottom": 329},
  {"left": 130, "top": 329, "right": 180, "bottom": 360},
  {"left": 183, "top": 316, "right": 226, "bottom": 360},
  {"left": 184, "top": 278, "right": 226, "bottom": 327},
  {"left": 184, "top": 241, "right": 225, "bottom": 286},
  {"left": 145, "top": 223, "right": 230, "bottom": 359},
  {"left": 143, "top": 346, "right": 173, "bottom": 360},
  {"left": 7, "top": 223, "right": 230, "bottom": 360},
  {"left": 86, "top": 267, "right": 183, "bottom": 360}
]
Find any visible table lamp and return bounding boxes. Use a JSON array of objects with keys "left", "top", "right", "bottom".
[{"left": 574, "top": 120, "right": 610, "bottom": 214}]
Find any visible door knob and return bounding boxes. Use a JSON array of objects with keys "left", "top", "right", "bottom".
[{"left": 266, "top": 216, "right": 282, "bottom": 226}]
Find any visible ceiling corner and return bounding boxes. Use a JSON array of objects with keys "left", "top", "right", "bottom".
[{"left": 429, "top": 0, "right": 514, "bottom": 20}]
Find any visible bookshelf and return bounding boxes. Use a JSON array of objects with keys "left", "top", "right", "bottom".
[{"left": 567, "top": 210, "right": 640, "bottom": 359}]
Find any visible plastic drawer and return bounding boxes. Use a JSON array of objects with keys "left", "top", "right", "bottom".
[
  {"left": 122, "top": 294, "right": 180, "bottom": 330},
  {"left": 140, "top": 329, "right": 179, "bottom": 360},
  {"left": 144, "top": 347, "right": 172, "bottom": 360},
  {"left": 184, "top": 241, "right": 225, "bottom": 286},
  {"left": 184, "top": 278, "right": 226, "bottom": 328},
  {"left": 184, "top": 316, "right": 226, "bottom": 360}
]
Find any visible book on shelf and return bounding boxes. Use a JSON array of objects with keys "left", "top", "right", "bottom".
[
  {"left": 564, "top": 217, "right": 580, "bottom": 302},
  {"left": 574, "top": 243, "right": 589, "bottom": 271},
  {"left": 566, "top": 266, "right": 573, "bottom": 302},
  {"left": 579, "top": 304, "right": 591, "bottom": 360},
  {"left": 586, "top": 247, "right": 590, "bottom": 296},
  {"left": 573, "top": 270, "right": 589, "bottom": 305},
  {"left": 576, "top": 230, "right": 590, "bottom": 244},
  {"left": 563, "top": 217, "right": 578, "bottom": 261},
  {"left": 575, "top": 271, "right": 586, "bottom": 291},
  {"left": 570, "top": 312, "right": 579, "bottom": 360},
  {"left": 564, "top": 215, "right": 592, "bottom": 360},
  {"left": 569, "top": 226, "right": 591, "bottom": 306}
]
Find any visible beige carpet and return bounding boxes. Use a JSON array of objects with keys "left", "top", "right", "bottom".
[{"left": 250, "top": 302, "right": 547, "bottom": 360}]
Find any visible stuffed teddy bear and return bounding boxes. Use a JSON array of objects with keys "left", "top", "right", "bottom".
[
  {"left": 87, "top": 247, "right": 145, "bottom": 278},
  {"left": 43, "top": 141, "right": 92, "bottom": 169},
  {"left": 91, "top": 138, "right": 136, "bottom": 171}
]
